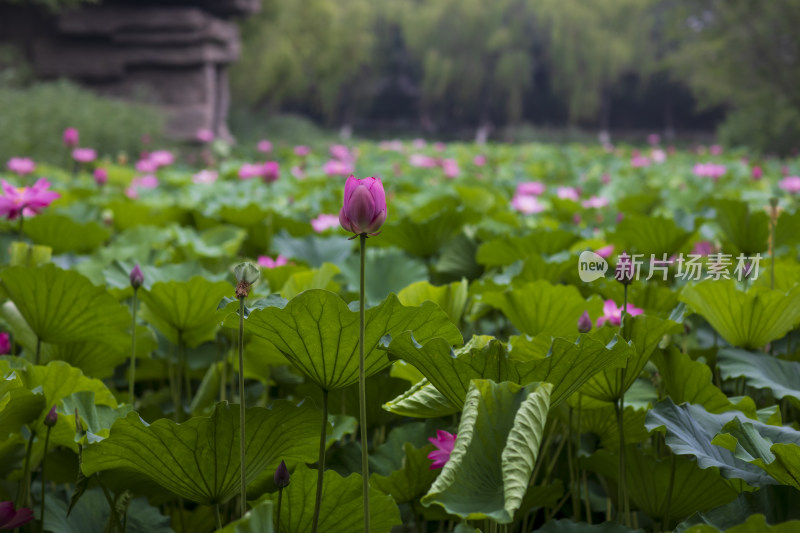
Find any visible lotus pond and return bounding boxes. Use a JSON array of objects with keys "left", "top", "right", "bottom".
[{"left": 2, "top": 138, "right": 800, "bottom": 533}]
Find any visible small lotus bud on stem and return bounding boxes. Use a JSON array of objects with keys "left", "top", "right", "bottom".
[
  {"left": 577, "top": 311, "right": 592, "bottom": 333},
  {"left": 44, "top": 405, "right": 57, "bottom": 428},
  {"left": 130, "top": 264, "right": 144, "bottom": 290},
  {"left": 274, "top": 460, "right": 290, "bottom": 488}
]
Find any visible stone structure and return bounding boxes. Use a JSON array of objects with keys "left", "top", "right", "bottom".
[{"left": 0, "top": 0, "right": 260, "bottom": 141}]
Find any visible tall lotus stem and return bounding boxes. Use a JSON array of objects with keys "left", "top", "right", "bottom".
[
  {"left": 40, "top": 406, "right": 57, "bottom": 529},
  {"left": 358, "top": 234, "right": 370, "bottom": 532},
  {"left": 129, "top": 265, "right": 144, "bottom": 404},
  {"left": 311, "top": 390, "right": 328, "bottom": 533},
  {"left": 769, "top": 197, "right": 779, "bottom": 290},
  {"left": 274, "top": 460, "right": 290, "bottom": 531}
]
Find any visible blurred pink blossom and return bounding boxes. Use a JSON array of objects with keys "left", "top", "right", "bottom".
[
  {"left": 693, "top": 163, "right": 727, "bottom": 180},
  {"left": 257, "top": 140, "right": 273, "bottom": 153},
  {"left": 196, "top": 128, "right": 214, "bottom": 143},
  {"left": 258, "top": 255, "right": 289, "bottom": 269},
  {"left": 473, "top": 154, "right": 487, "bottom": 166},
  {"left": 441, "top": 158, "right": 460, "bottom": 178},
  {"left": 511, "top": 194, "right": 545, "bottom": 214},
  {"left": 631, "top": 155, "right": 651, "bottom": 167},
  {"left": 329, "top": 144, "right": 352, "bottom": 162},
  {"left": 752, "top": 166, "right": 763, "bottom": 180},
  {"left": 433, "top": 142, "right": 446, "bottom": 152},
  {"left": 0, "top": 179, "right": 60, "bottom": 220},
  {"left": 6, "top": 157, "right": 35, "bottom": 176},
  {"left": 311, "top": 214, "right": 339, "bottom": 233},
  {"left": 710, "top": 144, "right": 723, "bottom": 156},
  {"left": 192, "top": 170, "right": 218, "bottom": 184},
  {"left": 779, "top": 176, "right": 800, "bottom": 194},
  {"left": 412, "top": 138, "right": 426, "bottom": 149},
  {"left": 63, "top": 127, "right": 79, "bottom": 147},
  {"left": 294, "top": 145, "right": 311, "bottom": 157},
  {"left": 0, "top": 332, "right": 9, "bottom": 354},
  {"left": 596, "top": 245, "right": 614, "bottom": 259},
  {"left": 72, "top": 148, "right": 97, "bottom": 164},
  {"left": 323, "top": 159, "right": 354, "bottom": 177},
  {"left": 597, "top": 299, "right": 643, "bottom": 327},
  {"left": 516, "top": 181, "right": 545, "bottom": 196},
  {"left": 93, "top": 167, "right": 108, "bottom": 185},
  {"left": 379, "top": 140, "right": 404, "bottom": 152},
  {"left": 651, "top": 149, "right": 666, "bottom": 163},
  {"left": 557, "top": 186, "right": 580, "bottom": 201},
  {"left": 691, "top": 241, "right": 715, "bottom": 256},
  {"left": 581, "top": 196, "right": 608, "bottom": 209},
  {"left": 136, "top": 159, "right": 158, "bottom": 173},
  {"left": 647, "top": 133, "right": 660, "bottom": 146},
  {"left": 148, "top": 150, "right": 174, "bottom": 168},
  {"left": 428, "top": 430, "right": 456, "bottom": 469},
  {"left": 409, "top": 154, "right": 438, "bottom": 168}
]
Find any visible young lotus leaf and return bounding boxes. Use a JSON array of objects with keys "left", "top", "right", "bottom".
[
  {"left": 476, "top": 230, "right": 578, "bottom": 268},
  {"left": 422, "top": 379, "right": 552, "bottom": 523},
  {"left": 233, "top": 289, "right": 463, "bottom": 391},
  {"left": 582, "top": 448, "right": 739, "bottom": 528},
  {"left": 397, "top": 279, "right": 469, "bottom": 326},
  {"left": 645, "top": 398, "right": 800, "bottom": 487},
  {"left": 479, "top": 280, "right": 603, "bottom": 337},
  {"left": 260, "top": 463, "right": 401, "bottom": 533},
  {"left": 680, "top": 282, "right": 800, "bottom": 349},
  {"left": 81, "top": 401, "right": 319, "bottom": 505},
  {"left": 383, "top": 379, "right": 460, "bottom": 418},
  {"left": 23, "top": 213, "right": 111, "bottom": 254},
  {"left": 717, "top": 349, "right": 800, "bottom": 403},
  {"left": 279, "top": 262, "right": 340, "bottom": 299},
  {"left": 138, "top": 276, "right": 233, "bottom": 347},
  {"left": 370, "top": 442, "right": 439, "bottom": 504},
  {"left": 218, "top": 499, "right": 274, "bottom": 533}
]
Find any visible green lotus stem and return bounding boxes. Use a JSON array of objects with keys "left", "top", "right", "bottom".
[
  {"left": 18, "top": 213, "right": 24, "bottom": 239},
  {"left": 40, "top": 424, "right": 52, "bottom": 530},
  {"left": 17, "top": 429, "right": 35, "bottom": 508},
  {"left": 34, "top": 337, "right": 40, "bottom": 366},
  {"left": 238, "top": 296, "right": 247, "bottom": 518},
  {"left": 618, "top": 284, "right": 630, "bottom": 524},
  {"left": 129, "top": 287, "right": 138, "bottom": 404},
  {"left": 214, "top": 503, "right": 222, "bottom": 530},
  {"left": 662, "top": 453, "right": 677, "bottom": 530},
  {"left": 311, "top": 389, "right": 329, "bottom": 533},
  {"left": 276, "top": 486, "right": 284, "bottom": 531},
  {"left": 358, "top": 233, "right": 371, "bottom": 533}
]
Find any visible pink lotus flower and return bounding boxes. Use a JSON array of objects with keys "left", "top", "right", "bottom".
[
  {"left": 196, "top": 128, "right": 214, "bottom": 143},
  {"left": 409, "top": 154, "right": 438, "bottom": 168},
  {"left": 428, "top": 430, "right": 456, "bottom": 469},
  {"left": 433, "top": 142, "right": 446, "bottom": 152},
  {"left": 651, "top": 149, "right": 666, "bottom": 163},
  {"left": 511, "top": 194, "right": 545, "bottom": 214},
  {"left": 752, "top": 166, "right": 763, "bottom": 180},
  {"left": 192, "top": 170, "right": 218, "bottom": 184},
  {"left": 339, "top": 175, "right": 387, "bottom": 235},
  {"left": 647, "top": 133, "right": 660, "bottom": 146},
  {"left": 379, "top": 140, "right": 404, "bottom": 152},
  {"left": 691, "top": 241, "right": 715, "bottom": 256},
  {"left": 693, "top": 163, "right": 726, "bottom": 180},
  {"left": 557, "top": 186, "right": 580, "bottom": 201},
  {"left": 323, "top": 159, "right": 354, "bottom": 177},
  {"left": 596, "top": 299, "right": 643, "bottom": 327},
  {"left": 631, "top": 155, "right": 651, "bottom": 168},
  {"left": 257, "top": 140, "right": 273, "bottom": 153},
  {"left": 596, "top": 245, "right": 614, "bottom": 259},
  {"left": 581, "top": 196, "right": 608, "bottom": 209},
  {"left": 441, "top": 158, "right": 460, "bottom": 178},
  {"left": 779, "top": 176, "right": 800, "bottom": 194},
  {"left": 93, "top": 167, "right": 108, "bottom": 185},
  {"left": 312, "top": 213, "right": 340, "bottom": 233},
  {"left": 262, "top": 161, "right": 280, "bottom": 183},
  {"left": 0, "top": 501, "right": 33, "bottom": 529},
  {"left": 0, "top": 179, "right": 60, "bottom": 220},
  {"left": 125, "top": 175, "right": 159, "bottom": 198},
  {"left": 517, "top": 181, "right": 546, "bottom": 196},
  {"left": 148, "top": 150, "right": 174, "bottom": 168},
  {"left": 72, "top": 148, "right": 97, "bottom": 164},
  {"left": 258, "top": 255, "right": 288, "bottom": 269},
  {"left": 710, "top": 144, "right": 723, "bottom": 156},
  {"left": 294, "top": 145, "right": 310, "bottom": 157},
  {"left": 329, "top": 144, "right": 352, "bottom": 162},
  {"left": 136, "top": 158, "right": 158, "bottom": 173},
  {"left": 291, "top": 165, "right": 305, "bottom": 179},
  {"left": 239, "top": 163, "right": 262, "bottom": 180},
  {"left": 6, "top": 157, "right": 35, "bottom": 176},
  {"left": 63, "top": 127, "right": 79, "bottom": 147},
  {"left": 0, "top": 333, "right": 10, "bottom": 355},
  {"left": 412, "top": 138, "right": 427, "bottom": 149},
  {"left": 473, "top": 154, "right": 487, "bottom": 166}
]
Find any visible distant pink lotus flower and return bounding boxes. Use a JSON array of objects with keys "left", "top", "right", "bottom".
[
  {"left": 651, "top": 149, "right": 666, "bottom": 163},
  {"left": 0, "top": 501, "right": 33, "bottom": 529},
  {"left": 473, "top": 154, "right": 487, "bottom": 166},
  {"left": 511, "top": 194, "right": 545, "bottom": 214},
  {"left": 125, "top": 175, "right": 159, "bottom": 198},
  {"left": 710, "top": 144, "right": 723, "bottom": 156},
  {"left": 693, "top": 163, "right": 726, "bottom": 180},
  {"left": 596, "top": 245, "right": 614, "bottom": 258},
  {"left": 601, "top": 173, "right": 611, "bottom": 185},
  {"left": 0, "top": 179, "right": 60, "bottom": 220},
  {"left": 783, "top": 166, "right": 790, "bottom": 176},
  {"left": 294, "top": 145, "right": 310, "bottom": 157},
  {"left": 596, "top": 299, "right": 643, "bottom": 327},
  {"left": 779, "top": 176, "right": 800, "bottom": 194},
  {"left": 63, "top": 127, "right": 79, "bottom": 147},
  {"left": 0, "top": 332, "right": 10, "bottom": 354},
  {"left": 148, "top": 150, "right": 174, "bottom": 168},
  {"left": 135, "top": 158, "right": 158, "bottom": 173},
  {"left": 262, "top": 161, "right": 280, "bottom": 183},
  {"left": 557, "top": 186, "right": 580, "bottom": 201},
  {"left": 379, "top": 140, "right": 404, "bottom": 152},
  {"left": 93, "top": 167, "right": 108, "bottom": 185},
  {"left": 257, "top": 140, "right": 273, "bottom": 153},
  {"left": 631, "top": 155, "right": 651, "bottom": 168},
  {"left": 691, "top": 240, "right": 715, "bottom": 256},
  {"left": 6, "top": 157, "right": 35, "bottom": 176},
  {"left": 258, "top": 255, "right": 289, "bottom": 269},
  {"left": 323, "top": 159, "right": 354, "bottom": 177},
  {"left": 517, "top": 181, "right": 545, "bottom": 196},
  {"left": 428, "top": 430, "right": 456, "bottom": 469},
  {"left": 192, "top": 170, "right": 218, "bottom": 184},
  {"left": 72, "top": 148, "right": 97, "bottom": 164},
  {"left": 409, "top": 154, "right": 438, "bottom": 168},
  {"left": 433, "top": 142, "right": 446, "bottom": 152},
  {"left": 616, "top": 212, "right": 624, "bottom": 223},
  {"left": 311, "top": 213, "right": 340, "bottom": 233},
  {"left": 196, "top": 128, "right": 214, "bottom": 143},
  {"left": 238, "top": 163, "right": 262, "bottom": 180},
  {"left": 291, "top": 165, "right": 305, "bottom": 179},
  {"left": 441, "top": 158, "right": 459, "bottom": 178},
  {"left": 647, "top": 133, "right": 660, "bottom": 146},
  {"left": 752, "top": 166, "right": 763, "bottom": 180},
  {"left": 411, "top": 138, "right": 426, "bottom": 149},
  {"left": 582, "top": 196, "right": 608, "bottom": 209},
  {"left": 329, "top": 144, "right": 352, "bottom": 162}
]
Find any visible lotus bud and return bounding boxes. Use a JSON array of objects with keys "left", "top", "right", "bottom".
[
  {"left": 274, "top": 460, "right": 290, "bottom": 488},
  {"left": 234, "top": 262, "right": 260, "bottom": 299},
  {"left": 44, "top": 405, "right": 57, "bottom": 428},
  {"left": 577, "top": 311, "right": 592, "bottom": 333},
  {"left": 339, "top": 175, "right": 387, "bottom": 236},
  {"left": 130, "top": 264, "right": 144, "bottom": 289},
  {"left": 63, "top": 127, "right": 79, "bottom": 148}
]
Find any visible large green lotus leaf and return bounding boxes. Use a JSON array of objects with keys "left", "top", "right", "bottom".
[
  {"left": 476, "top": 230, "right": 579, "bottom": 267},
  {"left": 422, "top": 380, "right": 552, "bottom": 523},
  {"left": 683, "top": 514, "right": 800, "bottom": 533},
  {"left": 174, "top": 225, "right": 247, "bottom": 259},
  {"left": 712, "top": 418, "right": 800, "bottom": 490},
  {"left": 676, "top": 486, "right": 800, "bottom": 532},
  {"left": 82, "top": 401, "right": 319, "bottom": 505},
  {"left": 712, "top": 199, "right": 769, "bottom": 255},
  {"left": 434, "top": 232, "right": 483, "bottom": 281},
  {"left": 387, "top": 332, "right": 628, "bottom": 409},
  {"left": 610, "top": 214, "right": 693, "bottom": 256},
  {"left": 218, "top": 499, "right": 274, "bottom": 533},
  {"left": 535, "top": 520, "right": 639, "bottom": 533},
  {"left": 582, "top": 448, "right": 739, "bottom": 528},
  {"left": 234, "top": 289, "right": 462, "bottom": 391},
  {"left": 0, "top": 264, "right": 130, "bottom": 345},
  {"left": 680, "top": 282, "right": 800, "bottom": 349},
  {"left": 23, "top": 214, "right": 110, "bottom": 254},
  {"left": 383, "top": 379, "right": 460, "bottom": 418},
  {"left": 378, "top": 199, "right": 476, "bottom": 258},
  {"left": 513, "top": 253, "right": 574, "bottom": 284},
  {"left": 260, "top": 463, "right": 401, "bottom": 533},
  {"left": 107, "top": 200, "right": 189, "bottom": 231},
  {"left": 8, "top": 241, "right": 52, "bottom": 268},
  {"left": 397, "top": 279, "right": 469, "bottom": 326},
  {"left": 644, "top": 398, "right": 800, "bottom": 487},
  {"left": 279, "top": 262, "right": 340, "bottom": 300},
  {"left": 577, "top": 314, "right": 682, "bottom": 404},
  {"left": 0, "top": 369, "right": 45, "bottom": 439},
  {"left": 775, "top": 210, "right": 800, "bottom": 248},
  {"left": 370, "top": 442, "right": 439, "bottom": 504},
  {"left": 139, "top": 276, "right": 233, "bottom": 347},
  {"left": 60, "top": 391, "right": 133, "bottom": 443},
  {"left": 480, "top": 280, "right": 603, "bottom": 337},
  {"left": 718, "top": 348, "right": 800, "bottom": 402},
  {"left": 340, "top": 249, "right": 429, "bottom": 306},
  {"left": 273, "top": 232, "right": 351, "bottom": 268},
  {"left": 571, "top": 404, "right": 650, "bottom": 448}
]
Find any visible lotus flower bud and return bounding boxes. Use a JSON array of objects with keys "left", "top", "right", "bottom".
[
  {"left": 339, "top": 175, "right": 387, "bottom": 236},
  {"left": 234, "top": 262, "right": 260, "bottom": 299},
  {"left": 130, "top": 264, "right": 144, "bottom": 289},
  {"left": 577, "top": 311, "right": 592, "bottom": 333},
  {"left": 274, "top": 460, "right": 290, "bottom": 488},
  {"left": 93, "top": 168, "right": 108, "bottom": 186},
  {"left": 63, "top": 127, "right": 79, "bottom": 147},
  {"left": 44, "top": 405, "right": 57, "bottom": 428}
]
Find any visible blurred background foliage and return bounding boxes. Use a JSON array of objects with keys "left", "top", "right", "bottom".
[{"left": 2, "top": 0, "right": 800, "bottom": 153}]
